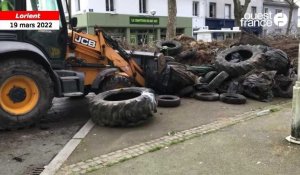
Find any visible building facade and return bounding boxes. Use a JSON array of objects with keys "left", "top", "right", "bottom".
[
  {"left": 205, "top": 0, "right": 263, "bottom": 35},
  {"left": 69, "top": 0, "right": 298, "bottom": 44},
  {"left": 263, "top": 0, "right": 298, "bottom": 35},
  {"left": 70, "top": 0, "right": 207, "bottom": 45}
]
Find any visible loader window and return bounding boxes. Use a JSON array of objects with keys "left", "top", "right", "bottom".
[
  {"left": 26, "top": 0, "right": 58, "bottom": 11},
  {"left": 0, "top": 0, "right": 15, "bottom": 11},
  {"left": 24, "top": 0, "right": 67, "bottom": 60},
  {"left": 26, "top": 0, "right": 61, "bottom": 27}
]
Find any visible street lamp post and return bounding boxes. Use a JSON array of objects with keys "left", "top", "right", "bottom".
[
  {"left": 286, "top": 20, "right": 300, "bottom": 144},
  {"left": 150, "top": 10, "right": 156, "bottom": 41}
]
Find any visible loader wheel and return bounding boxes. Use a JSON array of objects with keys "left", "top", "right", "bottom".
[
  {"left": 100, "top": 75, "right": 132, "bottom": 93},
  {"left": 90, "top": 87, "right": 157, "bottom": 127},
  {"left": 0, "top": 58, "right": 54, "bottom": 129}
]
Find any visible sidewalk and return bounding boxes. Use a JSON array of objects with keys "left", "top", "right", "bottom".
[
  {"left": 56, "top": 99, "right": 298, "bottom": 175},
  {"left": 90, "top": 105, "right": 300, "bottom": 175}
]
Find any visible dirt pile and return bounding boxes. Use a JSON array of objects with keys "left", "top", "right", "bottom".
[
  {"left": 173, "top": 33, "right": 299, "bottom": 66},
  {"left": 174, "top": 35, "right": 235, "bottom": 65},
  {"left": 265, "top": 36, "right": 299, "bottom": 66}
]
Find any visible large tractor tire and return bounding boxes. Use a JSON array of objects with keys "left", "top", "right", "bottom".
[
  {"left": 90, "top": 87, "right": 157, "bottom": 127},
  {"left": 0, "top": 58, "right": 54, "bottom": 129},
  {"left": 69, "top": 88, "right": 90, "bottom": 99},
  {"left": 100, "top": 75, "right": 133, "bottom": 93},
  {"left": 215, "top": 45, "right": 263, "bottom": 77}
]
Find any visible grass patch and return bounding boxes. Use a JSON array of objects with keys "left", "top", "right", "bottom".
[
  {"left": 86, "top": 167, "right": 99, "bottom": 173},
  {"left": 149, "top": 146, "right": 163, "bottom": 152},
  {"left": 119, "top": 157, "right": 131, "bottom": 163},
  {"left": 270, "top": 108, "right": 280, "bottom": 113},
  {"left": 170, "top": 139, "right": 185, "bottom": 145}
]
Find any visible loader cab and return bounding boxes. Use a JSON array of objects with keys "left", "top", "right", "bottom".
[{"left": 0, "top": 0, "right": 68, "bottom": 68}]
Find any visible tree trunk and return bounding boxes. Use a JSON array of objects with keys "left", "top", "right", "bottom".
[
  {"left": 233, "top": 0, "right": 251, "bottom": 27},
  {"left": 286, "top": 6, "right": 293, "bottom": 35},
  {"left": 285, "top": 0, "right": 296, "bottom": 35},
  {"left": 166, "top": 0, "right": 177, "bottom": 40}
]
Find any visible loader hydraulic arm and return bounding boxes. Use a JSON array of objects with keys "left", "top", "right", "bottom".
[{"left": 68, "top": 29, "right": 145, "bottom": 87}]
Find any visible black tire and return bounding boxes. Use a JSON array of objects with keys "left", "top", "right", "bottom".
[
  {"left": 69, "top": 87, "right": 90, "bottom": 99},
  {"left": 274, "top": 74, "right": 293, "bottom": 88},
  {"left": 90, "top": 87, "right": 157, "bottom": 127},
  {"left": 220, "top": 93, "right": 247, "bottom": 104},
  {"left": 177, "top": 49, "right": 197, "bottom": 60},
  {"left": 201, "top": 71, "right": 218, "bottom": 83},
  {"left": 100, "top": 75, "right": 132, "bottom": 93},
  {"left": 194, "top": 92, "right": 219, "bottom": 101},
  {"left": 273, "top": 85, "right": 293, "bottom": 98},
  {"left": 215, "top": 45, "right": 264, "bottom": 77},
  {"left": 256, "top": 45, "right": 272, "bottom": 53},
  {"left": 156, "top": 40, "right": 182, "bottom": 56},
  {"left": 177, "top": 86, "right": 194, "bottom": 97},
  {"left": 157, "top": 95, "right": 181, "bottom": 107},
  {"left": 273, "top": 78, "right": 295, "bottom": 98},
  {"left": 194, "top": 83, "right": 210, "bottom": 92},
  {"left": 0, "top": 58, "right": 54, "bottom": 129},
  {"left": 263, "top": 49, "right": 290, "bottom": 74},
  {"left": 207, "top": 71, "right": 229, "bottom": 90},
  {"left": 164, "top": 56, "right": 176, "bottom": 62}
]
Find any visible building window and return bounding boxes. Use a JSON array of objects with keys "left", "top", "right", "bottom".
[
  {"left": 209, "top": 2, "right": 216, "bottom": 18},
  {"left": 106, "top": 0, "right": 114, "bottom": 11},
  {"left": 193, "top": 1, "right": 199, "bottom": 16},
  {"left": 264, "top": 8, "right": 268, "bottom": 14},
  {"left": 75, "top": 0, "right": 80, "bottom": 11},
  {"left": 224, "top": 4, "right": 231, "bottom": 19},
  {"left": 275, "top": 9, "right": 282, "bottom": 14},
  {"left": 251, "top": 6, "right": 257, "bottom": 18},
  {"left": 139, "top": 0, "right": 147, "bottom": 13}
]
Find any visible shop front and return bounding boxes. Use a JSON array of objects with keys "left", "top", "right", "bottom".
[{"left": 74, "top": 13, "right": 193, "bottom": 45}]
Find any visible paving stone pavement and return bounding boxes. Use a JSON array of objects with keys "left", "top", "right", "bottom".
[{"left": 57, "top": 102, "right": 290, "bottom": 175}]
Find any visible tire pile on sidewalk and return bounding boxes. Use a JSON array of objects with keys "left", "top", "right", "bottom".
[
  {"left": 90, "top": 35, "right": 298, "bottom": 128},
  {"left": 160, "top": 43, "right": 297, "bottom": 104}
]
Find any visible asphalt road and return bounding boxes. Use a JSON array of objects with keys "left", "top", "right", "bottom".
[{"left": 0, "top": 97, "right": 91, "bottom": 175}]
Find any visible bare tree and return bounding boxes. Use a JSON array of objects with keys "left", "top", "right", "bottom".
[
  {"left": 166, "top": 0, "right": 177, "bottom": 40},
  {"left": 284, "top": 0, "right": 298, "bottom": 35},
  {"left": 233, "top": 0, "right": 251, "bottom": 27}
]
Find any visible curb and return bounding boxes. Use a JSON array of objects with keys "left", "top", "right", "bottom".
[
  {"left": 40, "top": 119, "right": 95, "bottom": 175},
  {"left": 57, "top": 102, "right": 291, "bottom": 175}
]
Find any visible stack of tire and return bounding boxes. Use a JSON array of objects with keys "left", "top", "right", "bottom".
[
  {"left": 185, "top": 44, "right": 294, "bottom": 104},
  {"left": 212, "top": 45, "right": 294, "bottom": 102},
  {"left": 193, "top": 70, "right": 247, "bottom": 105},
  {"left": 156, "top": 40, "right": 294, "bottom": 103}
]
